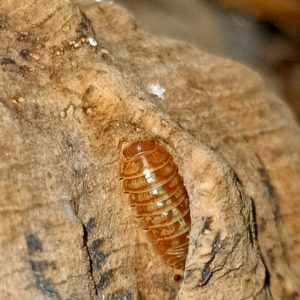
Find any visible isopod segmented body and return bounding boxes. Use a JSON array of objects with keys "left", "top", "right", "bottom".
[{"left": 119, "top": 139, "right": 191, "bottom": 269}]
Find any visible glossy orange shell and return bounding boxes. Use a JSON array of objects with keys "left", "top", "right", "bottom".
[{"left": 119, "top": 139, "right": 191, "bottom": 269}]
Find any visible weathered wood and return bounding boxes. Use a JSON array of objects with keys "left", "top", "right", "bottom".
[{"left": 0, "top": 1, "right": 299, "bottom": 299}]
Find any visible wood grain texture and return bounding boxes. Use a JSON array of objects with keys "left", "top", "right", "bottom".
[{"left": 0, "top": 0, "right": 299, "bottom": 299}]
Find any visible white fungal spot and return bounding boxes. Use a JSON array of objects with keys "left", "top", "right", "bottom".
[
  {"left": 147, "top": 83, "right": 166, "bottom": 100},
  {"left": 87, "top": 37, "right": 98, "bottom": 47},
  {"left": 151, "top": 189, "right": 158, "bottom": 195},
  {"left": 162, "top": 211, "right": 169, "bottom": 217},
  {"left": 144, "top": 169, "right": 155, "bottom": 183},
  {"left": 144, "top": 169, "right": 151, "bottom": 179},
  {"left": 156, "top": 201, "right": 163, "bottom": 207}
]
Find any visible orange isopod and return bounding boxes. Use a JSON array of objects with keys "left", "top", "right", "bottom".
[{"left": 119, "top": 139, "right": 191, "bottom": 269}]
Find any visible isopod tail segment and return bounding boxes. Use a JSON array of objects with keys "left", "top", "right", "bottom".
[{"left": 119, "top": 138, "right": 191, "bottom": 270}]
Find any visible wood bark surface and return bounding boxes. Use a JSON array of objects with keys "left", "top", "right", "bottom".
[{"left": 0, "top": 1, "right": 299, "bottom": 299}]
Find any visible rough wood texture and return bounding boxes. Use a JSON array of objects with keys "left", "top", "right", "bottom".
[{"left": 0, "top": 0, "right": 299, "bottom": 299}]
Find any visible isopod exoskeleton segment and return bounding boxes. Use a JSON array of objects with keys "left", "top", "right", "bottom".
[{"left": 119, "top": 139, "right": 191, "bottom": 269}]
